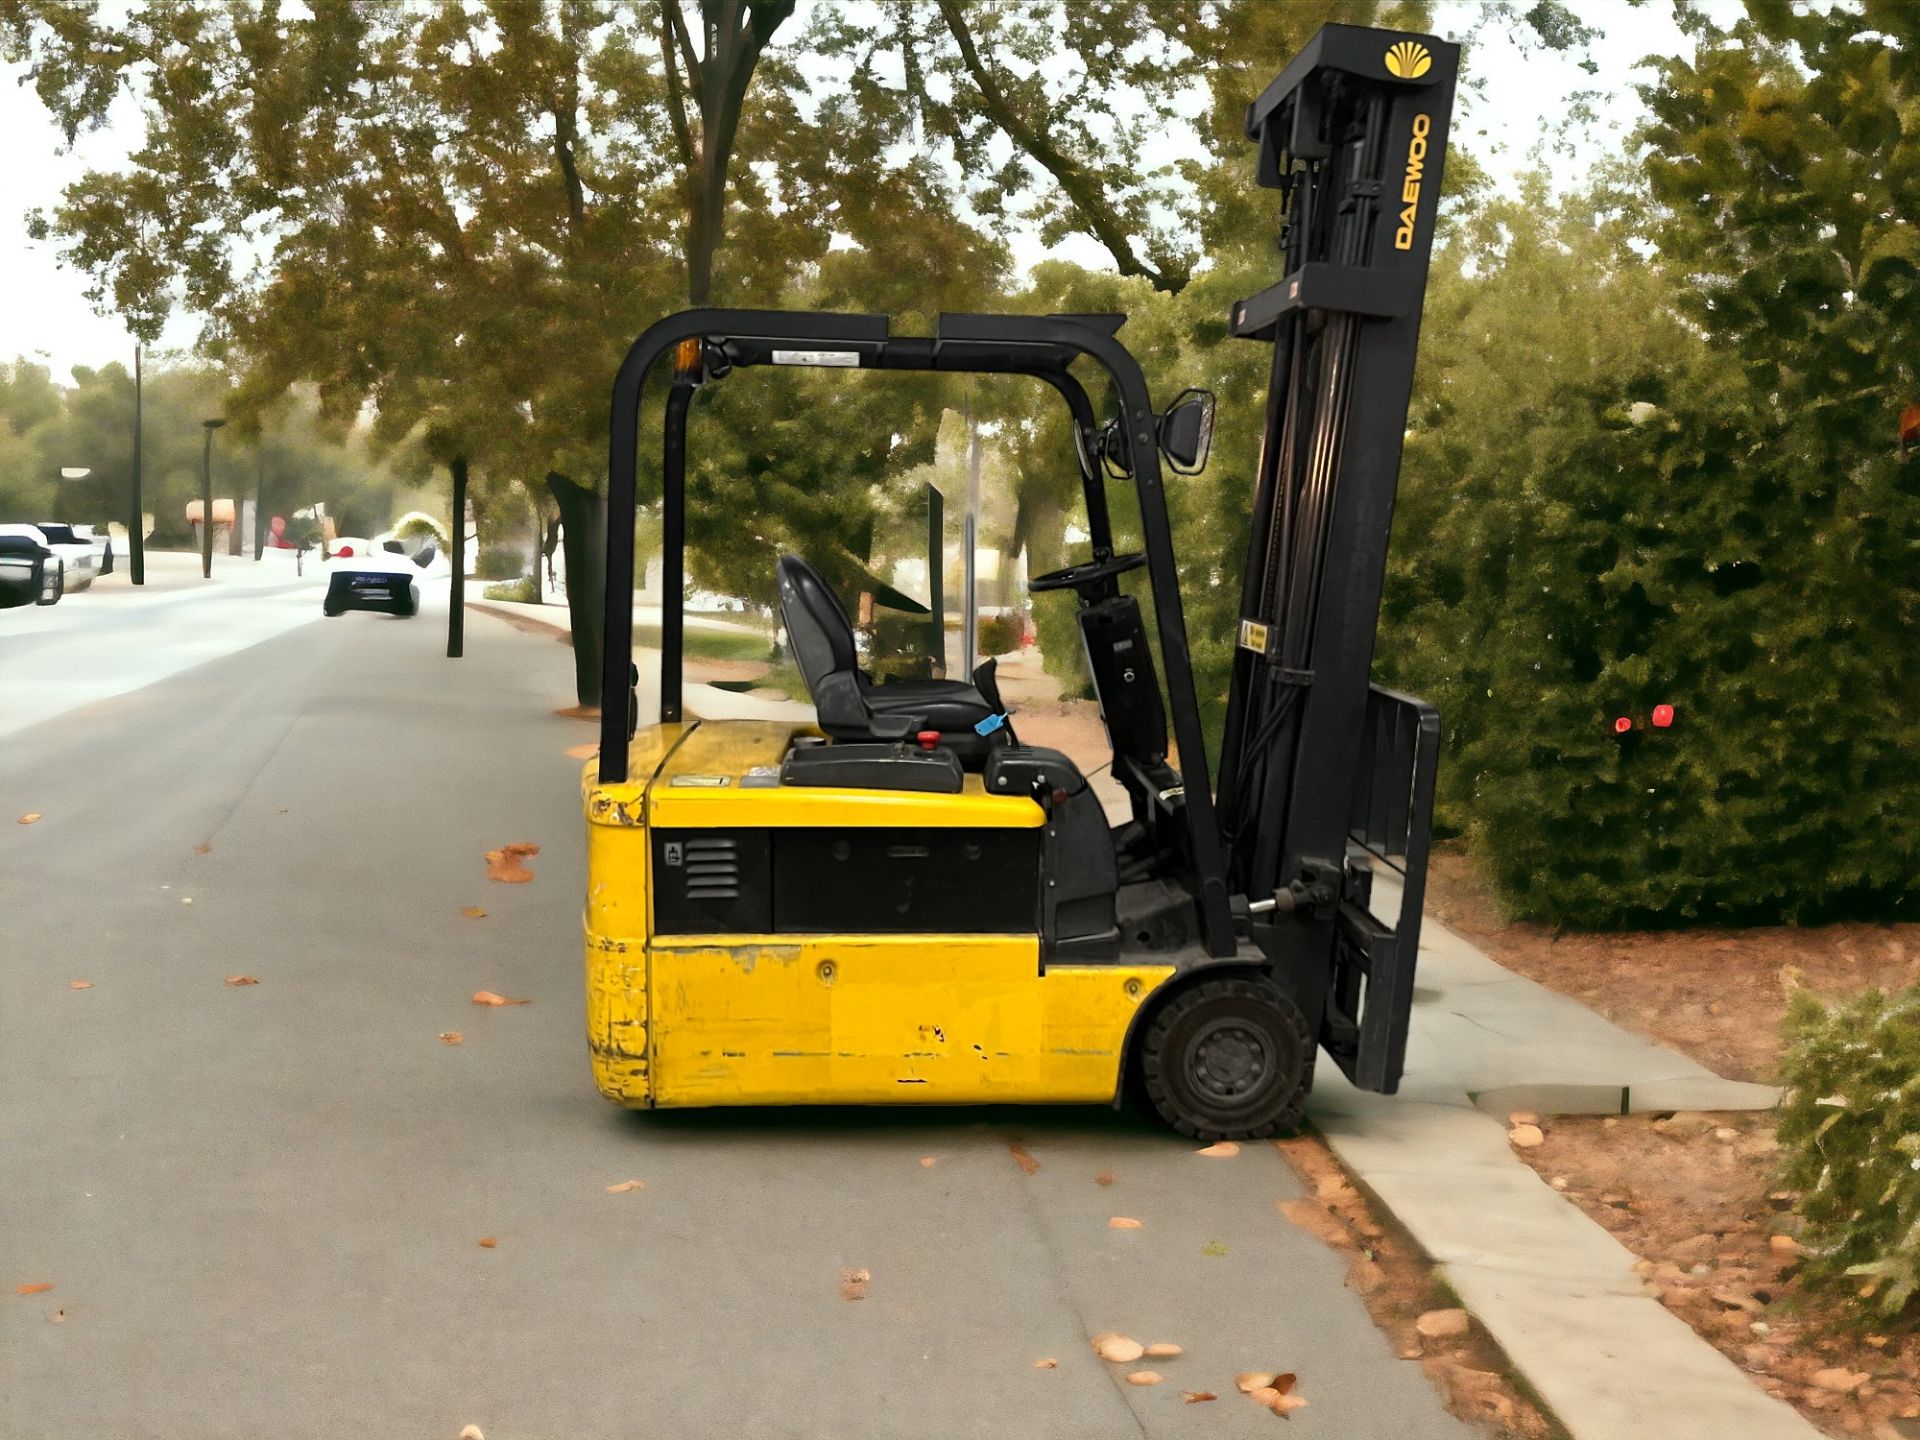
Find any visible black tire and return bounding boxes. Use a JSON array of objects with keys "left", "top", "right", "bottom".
[{"left": 1135, "top": 975, "right": 1313, "bottom": 1141}]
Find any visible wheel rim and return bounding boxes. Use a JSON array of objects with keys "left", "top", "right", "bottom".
[{"left": 1188, "top": 1020, "right": 1277, "bottom": 1106}]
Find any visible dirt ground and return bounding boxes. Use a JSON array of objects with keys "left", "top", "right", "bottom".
[{"left": 1425, "top": 848, "right": 1920, "bottom": 1439}]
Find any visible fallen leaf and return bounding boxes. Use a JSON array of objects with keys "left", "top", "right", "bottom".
[
  {"left": 1268, "top": 1393, "right": 1309, "bottom": 1416},
  {"left": 1145, "top": 1343, "right": 1182, "bottom": 1358},
  {"left": 1182, "top": 1391, "right": 1217, "bottom": 1403},
  {"left": 1091, "top": 1333, "right": 1145, "bottom": 1364},
  {"left": 439, "top": 1032, "right": 464, "bottom": 1045},
  {"left": 1009, "top": 1142, "right": 1039, "bottom": 1176},
  {"left": 840, "top": 1267, "right": 870, "bottom": 1301},
  {"left": 193, "top": 842, "right": 212, "bottom": 856},
  {"left": 477, "top": 1237, "right": 498, "bottom": 1249},
  {"left": 1201, "top": 1241, "right": 1229, "bottom": 1257},
  {"left": 472, "top": 991, "right": 532, "bottom": 1007},
  {"left": 484, "top": 842, "right": 540, "bottom": 884},
  {"left": 1094, "top": 1169, "right": 1115, "bottom": 1186},
  {"left": 1126, "top": 1371, "right": 1163, "bottom": 1386},
  {"left": 605, "top": 1179, "right": 646, "bottom": 1194},
  {"left": 1271, "top": 1374, "right": 1297, "bottom": 1395},
  {"left": 16, "top": 1282, "right": 53, "bottom": 1296},
  {"left": 565, "top": 742, "right": 598, "bottom": 760},
  {"left": 1249, "top": 1386, "right": 1283, "bottom": 1406},
  {"left": 1507, "top": 1110, "right": 1540, "bottom": 1126},
  {"left": 1034, "top": 1358, "right": 1057, "bottom": 1370},
  {"left": 1415, "top": 1308, "right": 1470, "bottom": 1339},
  {"left": 1236, "top": 1373, "right": 1278, "bottom": 1394},
  {"left": 1196, "top": 1140, "right": 1240, "bottom": 1157},
  {"left": 68, "top": 980, "right": 92, "bottom": 990},
  {"left": 461, "top": 907, "right": 487, "bottom": 919},
  {"left": 224, "top": 975, "right": 258, "bottom": 987},
  {"left": 1508, "top": 1123, "right": 1545, "bottom": 1148},
  {"left": 919, "top": 1156, "right": 937, "bottom": 1169},
  {"left": 459, "top": 1427, "right": 485, "bottom": 1440},
  {"left": 1108, "top": 1217, "right": 1143, "bottom": 1230},
  {"left": 17, "top": 813, "right": 41, "bottom": 825}
]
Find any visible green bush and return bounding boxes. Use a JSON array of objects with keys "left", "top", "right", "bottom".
[
  {"left": 483, "top": 577, "right": 538, "bottom": 603},
  {"left": 977, "top": 612, "right": 1024, "bottom": 658},
  {"left": 1778, "top": 985, "right": 1920, "bottom": 1319},
  {"left": 474, "top": 544, "right": 524, "bottom": 581}
]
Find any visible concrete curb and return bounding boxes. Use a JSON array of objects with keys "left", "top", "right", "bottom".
[{"left": 1311, "top": 898, "right": 1815, "bottom": 1440}]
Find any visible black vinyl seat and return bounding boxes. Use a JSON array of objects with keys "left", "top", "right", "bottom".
[{"left": 777, "top": 554, "right": 1007, "bottom": 763}]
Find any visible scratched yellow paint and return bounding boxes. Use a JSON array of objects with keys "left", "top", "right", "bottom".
[
  {"left": 646, "top": 935, "right": 1175, "bottom": 1106},
  {"left": 581, "top": 718, "right": 1161, "bottom": 1111}
]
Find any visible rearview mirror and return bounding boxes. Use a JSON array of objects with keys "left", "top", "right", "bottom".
[{"left": 1158, "top": 389, "right": 1216, "bottom": 475}]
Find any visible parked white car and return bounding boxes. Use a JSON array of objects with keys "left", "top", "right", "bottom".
[
  {"left": 69, "top": 523, "right": 114, "bottom": 577},
  {"left": 0, "top": 524, "right": 94, "bottom": 591}
]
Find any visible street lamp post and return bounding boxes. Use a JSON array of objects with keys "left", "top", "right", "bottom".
[
  {"left": 200, "top": 418, "right": 226, "bottom": 580},
  {"left": 132, "top": 343, "right": 145, "bottom": 586}
]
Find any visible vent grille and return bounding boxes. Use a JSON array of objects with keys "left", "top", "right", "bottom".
[{"left": 683, "top": 835, "right": 740, "bottom": 899}]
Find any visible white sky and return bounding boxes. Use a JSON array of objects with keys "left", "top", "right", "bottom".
[{"left": 0, "top": 2, "right": 1721, "bottom": 379}]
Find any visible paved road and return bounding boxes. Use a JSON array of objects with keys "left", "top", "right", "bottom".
[
  {"left": 0, "top": 597, "right": 1468, "bottom": 1439},
  {"left": 0, "top": 550, "right": 329, "bottom": 742}
]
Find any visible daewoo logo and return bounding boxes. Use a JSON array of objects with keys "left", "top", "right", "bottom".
[
  {"left": 1394, "top": 113, "right": 1432, "bottom": 251},
  {"left": 1384, "top": 41, "right": 1431, "bottom": 79}
]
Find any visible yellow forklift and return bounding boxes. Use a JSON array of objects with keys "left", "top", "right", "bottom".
[{"left": 581, "top": 24, "right": 1455, "bottom": 1138}]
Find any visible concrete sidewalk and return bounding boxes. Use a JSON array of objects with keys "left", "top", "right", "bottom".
[{"left": 1313, "top": 876, "right": 1812, "bottom": 1440}]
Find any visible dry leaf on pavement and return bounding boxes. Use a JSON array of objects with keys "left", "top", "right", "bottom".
[
  {"left": 484, "top": 843, "right": 540, "bottom": 884},
  {"left": 840, "top": 1268, "right": 870, "bottom": 1301},
  {"left": 68, "top": 980, "right": 92, "bottom": 990},
  {"left": 1144, "top": 1342, "right": 1181, "bottom": 1358},
  {"left": 1108, "top": 1216, "right": 1142, "bottom": 1230},
  {"left": 1033, "top": 1358, "right": 1057, "bottom": 1370},
  {"left": 1009, "top": 1142, "right": 1040, "bottom": 1176},
  {"left": 461, "top": 907, "right": 487, "bottom": 919},
  {"left": 919, "top": 1156, "right": 937, "bottom": 1168},
  {"left": 1414, "top": 1308, "right": 1469, "bottom": 1339},
  {"left": 1268, "top": 1392, "right": 1309, "bottom": 1416},
  {"left": 477, "top": 1237, "right": 498, "bottom": 1249},
  {"left": 16, "top": 1282, "right": 53, "bottom": 1295},
  {"left": 224, "top": 975, "right": 259, "bottom": 986},
  {"left": 472, "top": 991, "right": 532, "bottom": 1007},
  {"left": 605, "top": 1179, "right": 646, "bottom": 1194},
  {"left": 458, "top": 1426, "right": 485, "bottom": 1440},
  {"left": 1094, "top": 1169, "right": 1115, "bottom": 1186},
  {"left": 1196, "top": 1140, "right": 1240, "bottom": 1157},
  {"left": 17, "top": 813, "right": 41, "bottom": 825},
  {"left": 1236, "top": 1372, "right": 1279, "bottom": 1394},
  {"left": 438, "top": 1032, "right": 464, "bottom": 1045},
  {"left": 1125, "top": 1371, "right": 1163, "bottom": 1386},
  {"left": 1182, "top": 1391, "right": 1216, "bottom": 1403},
  {"left": 1091, "top": 1333, "right": 1145, "bottom": 1364},
  {"left": 193, "top": 842, "right": 211, "bottom": 855}
]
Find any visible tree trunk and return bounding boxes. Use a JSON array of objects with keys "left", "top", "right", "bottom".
[{"left": 547, "top": 471, "right": 606, "bottom": 709}]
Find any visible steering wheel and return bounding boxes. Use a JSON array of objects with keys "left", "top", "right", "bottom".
[{"left": 1029, "top": 552, "right": 1147, "bottom": 593}]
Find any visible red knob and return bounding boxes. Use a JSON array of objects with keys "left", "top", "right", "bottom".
[
  {"left": 1652, "top": 704, "right": 1675, "bottom": 728},
  {"left": 1614, "top": 716, "right": 1633, "bottom": 734},
  {"left": 916, "top": 730, "right": 940, "bottom": 751}
]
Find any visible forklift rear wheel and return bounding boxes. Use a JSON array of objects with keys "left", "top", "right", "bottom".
[{"left": 1136, "top": 976, "right": 1311, "bottom": 1141}]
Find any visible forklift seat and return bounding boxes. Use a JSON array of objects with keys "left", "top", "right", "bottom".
[{"left": 777, "top": 554, "right": 1006, "bottom": 762}]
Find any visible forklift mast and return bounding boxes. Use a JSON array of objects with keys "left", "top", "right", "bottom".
[{"left": 1215, "top": 27, "right": 1457, "bottom": 1093}]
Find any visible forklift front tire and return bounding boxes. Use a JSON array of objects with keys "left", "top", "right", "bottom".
[{"left": 1136, "top": 975, "right": 1312, "bottom": 1141}]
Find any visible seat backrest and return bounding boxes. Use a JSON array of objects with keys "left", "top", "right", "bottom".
[{"left": 777, "top": 555, "right": 859, "bottom": 691}]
